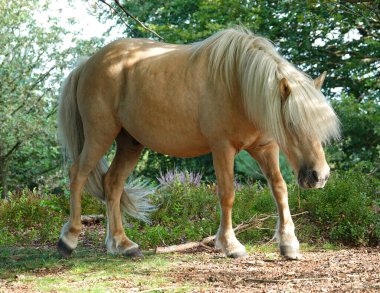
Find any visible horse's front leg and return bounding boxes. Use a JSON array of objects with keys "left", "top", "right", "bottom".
[
  {"left": 212, "top": 144, "right": 247, "bottom": 258},
  {"left": 247, "top": 143, "right": 301, "bottom": 260}
]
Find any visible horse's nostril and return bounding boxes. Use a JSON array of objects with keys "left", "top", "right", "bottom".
[{"left": 311, "top": 170, "right": 319, "bottom": 182}]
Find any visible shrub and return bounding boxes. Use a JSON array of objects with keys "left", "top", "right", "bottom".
[
  {"left": 0, "top": 189, "right": 105, "bottom": 246},
  {"left": 129, "top": 169, "right": 379, "bottom": 248},
  {"left": 126, "top": 178, "right": 278, "bottom": 248},
  {"left": 128, "top": 183, "right": 219, "bottom": 248},
  {"left": 329, "top": 95, "right": 380, "bottom": 176},
  {"left": 1, "top": 170, "right": 378, "bottom": 249},
  {"left": 293, "top": 171, "right": 380, "bottom": 246},
  {"left": 0, "top": 189, "right": 64, "bottom": 245}
]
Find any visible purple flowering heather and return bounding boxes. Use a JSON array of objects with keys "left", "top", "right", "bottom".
[{"left": 157, "top": 169, "right": 203, "bottom": 187}]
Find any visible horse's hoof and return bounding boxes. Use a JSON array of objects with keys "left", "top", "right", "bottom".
[
  {"left": 280, "top": 245, "right": 302, "bottom": 260},
  {"left": 57, "top": 238, "right": 73, "bottom": 258},
  {"left": 123, "top": 247, "right": 144, "bottom": 259},
  {"left": 227, "top": 250, "right": 248, "bottom": 259}
]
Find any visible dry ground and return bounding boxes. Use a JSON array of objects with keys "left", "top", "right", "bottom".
[
  {"left": 1, "top": 246, "right": 379, "bottom": 292},
  {"left": 171, "top": 248, "right": 380, "bottom": 292},
  {"left": 1, "top": 223, "right": 379, "bottom": 292}
]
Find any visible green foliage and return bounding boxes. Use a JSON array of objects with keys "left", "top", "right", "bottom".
[
  {"left": 0, "top": 189, "right": 105, "bottom": 246},
  {"left": 129, "top": 183, "right": 219, "bottom": 247},
  {"left": 127, "top": 170, "right": 379, "bottom": 248},
  {"left": 1, "top": 170, "right": 378, "bottom": 248},
  {"left": 0, "top": 190, "right": 63, "bottom": 245},
  {"left": 235, "top": 151, "right": 294, "bottom": 183},
  {"left": 0, "top": 0, "right": 65, "bottom": 196},
  {"left": 108, "top": 0, "right": 379, "bottom": 101},
  {"left": 328, "top": 95, "right": 380, "bottom": 175},
  {"left": 0, "top": 1, "right": 106, "bottom": 197},
  {"left": 134, "top": 150, "right": 215, "bottom": 182},
  {"left": 295, "top": 171, "right": 380, "bottom": 246},
  {"left": 128, "top": 171, "right": 278, "bottom": 247},
  {"left": 233, "top": 184, "right": 277, "bottom": 243}
]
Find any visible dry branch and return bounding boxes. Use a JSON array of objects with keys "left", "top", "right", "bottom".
[
  {"left": 98, "top": 0, "right": 163, "bottom": 40},
  {"left": 81, "top": 214, "right": 105, "bottom": 225},
  {"left": 113, "top": 0, "right": 163, "bottom": 40},
  {"left": 155, "top": 212, "right": 308, "bottom": 254}
]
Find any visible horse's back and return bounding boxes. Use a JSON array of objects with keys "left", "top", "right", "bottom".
[{"left": 77, "top": 38, "right": 183, "bottom": 94}]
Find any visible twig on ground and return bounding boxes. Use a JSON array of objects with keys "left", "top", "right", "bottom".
[
  {"left": 139, "top": 286, "right": 189, "bottom": 293},
  {"left": 81, "top": 214, "right": 105, "bottom": 225},
  {"left": 155, "top": 212, "right": 308, "bottom": 254},
  {"left": 241, "top": 276, "right": 333, "bottom": 284}
]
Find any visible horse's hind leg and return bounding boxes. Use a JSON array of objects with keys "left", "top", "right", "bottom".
[
  {"left": 103, "top": 130, "right": 144, "bottom": 257},
  {"left": 57, "top": 159, "right": 83, "bottom": 257},
  {"left": 212, "top": 144, "right": 247, "bottom": 258},
  {"left": 247, "top": 143, "right": 301, "bottom": 260},
  {"left": 57, "top": 124, "right": 120, "bottom": 257}
]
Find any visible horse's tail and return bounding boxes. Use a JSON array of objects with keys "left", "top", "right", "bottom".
[{"left": 58, "top": 60, "right": 154, "bottom": 223}]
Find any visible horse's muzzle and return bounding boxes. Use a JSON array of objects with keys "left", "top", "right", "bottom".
[{"left": 298, "top": 167, "right": 330, "bottom": 189}]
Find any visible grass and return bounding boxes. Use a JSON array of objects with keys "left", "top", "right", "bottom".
[
  {"left": 0, "top": 242, "right": 348, "bottom": 292},
  {"left": 0, "top": 245, "right": 194, "bottom": 292}
]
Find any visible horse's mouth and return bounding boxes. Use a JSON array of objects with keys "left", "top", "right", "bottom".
[{"left": 297, "top": 174, "right": 328, "bottom": 189}]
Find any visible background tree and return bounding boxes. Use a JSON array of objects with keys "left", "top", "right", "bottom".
[
  {"left": 0, "top": 0, "right": 61, "bottom": 197},
  {"left": 0, "top": 1, "right": 105, "bottom": 198}
]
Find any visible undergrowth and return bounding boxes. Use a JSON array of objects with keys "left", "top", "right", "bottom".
[
  {"left": 294, "top": 171, "right": 380, "bottom": 246},
  {"left": 0, "top": 189, "right": 104, "bottom": 246},
  {"left": 0, "top": 170, "right": 378, "bottom": 248}
]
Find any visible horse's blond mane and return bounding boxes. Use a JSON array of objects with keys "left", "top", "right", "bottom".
[{"left": 190, "top": 27, "right": 340, "bottom": 147}]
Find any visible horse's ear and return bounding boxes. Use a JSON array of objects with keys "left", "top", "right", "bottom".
[
  {"left": 314, "top": 71, "right": 327, "bottom": 90},
  {"left": 279, "top": 78, "right": 291, "bottom": 101}
]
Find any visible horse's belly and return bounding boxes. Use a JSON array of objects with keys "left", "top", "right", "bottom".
[
  {"left": 141, "top": 135, "right": 210, "bottom": 158},
  {"left": 119, "top": 108, "right": 210, "bottom": 157},
  {"left": 127, "top": 126, "right": 210, "bottom": 158}
]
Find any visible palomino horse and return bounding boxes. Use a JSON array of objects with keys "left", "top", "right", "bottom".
[{"left": 57, "top": 27, "right": 340, "bottom": 259}]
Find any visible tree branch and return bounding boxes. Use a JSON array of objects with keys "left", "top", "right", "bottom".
[
  {"left": 10, "top": 66, "right": 56, "bottom": 116},
  {"left": 2, "top": 141, "right": 22, "bottom": 160},
  {"left": 97, "top": 0, "right": 132, "bottom": 30},
  {"left": 81, "top": 214, "right": 105, "bottom": 225},
  {"left": 33, "top": 164, "right": 60, "bottom": 177},
  {"left": 108, "top": 0, "right": 163, "bottom": 40}
]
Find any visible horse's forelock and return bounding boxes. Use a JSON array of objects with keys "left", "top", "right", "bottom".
[{"left": 281, "top": 77, "right": 341, "bottom": 145}]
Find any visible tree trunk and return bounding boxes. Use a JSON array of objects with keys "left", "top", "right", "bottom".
[
  {"left": 0, "top": 140, "right": 9, "bottom": 199},
  {"left": 0, "top": 158, "right": 8, "bottom": 199}
]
